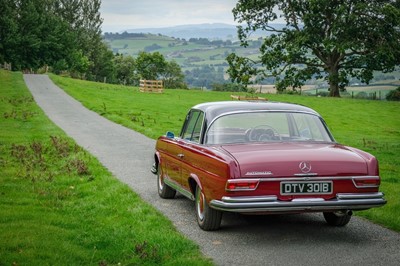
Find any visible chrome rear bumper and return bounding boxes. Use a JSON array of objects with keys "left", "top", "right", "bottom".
[{"left": 210, "top": 192, "right": 386, "bottom": 213}]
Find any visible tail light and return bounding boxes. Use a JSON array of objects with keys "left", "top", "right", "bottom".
[
  {"left": 352, "top": 176, "right": 380, "bottom": 188},
  {"left": 226, "top": 179, "right": 260, "bottom": 191}
]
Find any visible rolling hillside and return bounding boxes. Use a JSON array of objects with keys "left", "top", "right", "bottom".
[{"left": 103, "top": 24, "right": 400, "bottom": 94}]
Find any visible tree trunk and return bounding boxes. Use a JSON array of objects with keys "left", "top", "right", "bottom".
[
  {"left": 327, "top": 66, "right": 341, "bottom": 97},
  {"left": 329, "top": 83, "right": 340, "bottom": 97}
]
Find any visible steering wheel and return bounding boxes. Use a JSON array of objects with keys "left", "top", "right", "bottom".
[{"left": 247, "top": 125, "right": 282, "bottom": 142}]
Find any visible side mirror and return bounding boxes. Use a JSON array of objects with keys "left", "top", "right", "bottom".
[{"left": 166, "top": 131, "right": 175, "bottom": 139}]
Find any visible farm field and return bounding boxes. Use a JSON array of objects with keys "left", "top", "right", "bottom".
[
  {"left": 0, "top": 70, "right": 212, "bottom": 265},
  {"left": 50, "top": 74, "right": 400, "bottom": 232},
  {"left": 104, "top": 34, "right": 259, "bottom": 70}
]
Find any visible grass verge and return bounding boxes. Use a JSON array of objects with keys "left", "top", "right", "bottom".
[
  {"left": 0, "top": 70, "right": 212, "bottom": 265},
  {"left": 49, "top": 74, "right": 400, "bottom": 232}
]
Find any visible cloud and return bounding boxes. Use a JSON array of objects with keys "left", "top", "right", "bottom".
[{"left": 100, "top": 0, "right": 238, "bottom": 31}]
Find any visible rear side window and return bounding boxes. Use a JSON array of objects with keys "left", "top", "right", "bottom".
[
  {"left": 181, "top": 110, "right": 204, "bottom": 143},
  {"left": 291, "top": 113, "right": 331, "bottom": 141}
]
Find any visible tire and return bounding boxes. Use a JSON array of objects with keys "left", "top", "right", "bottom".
[
  {"left": 195, "top": 185, "right": 222, "bottom": 231},
  {"left": 157, "top": 164, "right": 176, "bottom": 199},
  {"left": 323, "top": 211, "right": 352, "bottom": 226}
]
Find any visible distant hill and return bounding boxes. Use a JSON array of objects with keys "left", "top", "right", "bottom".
[
  {"left": 123, "top": 23, "right": 281, "bottom": 40},
  {"left": 103, "top": 25, "right": 400, "bottom": 90}
]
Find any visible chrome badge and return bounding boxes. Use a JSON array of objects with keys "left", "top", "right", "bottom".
[
  {"left": 299, "top": 162, "right": 312, "bottom": 173},
  {"left": 245, "top": 171, "right": 273, "bottom": 176}
]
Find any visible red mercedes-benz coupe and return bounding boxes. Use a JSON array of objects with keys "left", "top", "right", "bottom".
[{"left": 151, "top": 101, "right": 386, "bottom": 230}]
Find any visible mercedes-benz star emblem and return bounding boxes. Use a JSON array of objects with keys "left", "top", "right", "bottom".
[{"left": 299, "top": 161, "right": 312, "bottom": 173}]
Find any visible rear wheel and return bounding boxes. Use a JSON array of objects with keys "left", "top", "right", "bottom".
[
  {"left": 323, "top": 211, "right": 352, "bottom": 226},
  {"left": 157, "top": 164, "right": 176, "bottom": 199},
  {"left": 195, "top": 185, "right": 222, "bottom": 231}
]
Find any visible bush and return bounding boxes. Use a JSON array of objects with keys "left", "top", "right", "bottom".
[
  {"left": 386, "top": 87, "right": 400, "bottom": 101},
  {"left": 316, "top": 91, "right": 330, "bottom": 97},
  {"left": 212, "top": 83, "right": 246, "bottom": 92},
  {"left": 355, "top": 91, "right": 369, "bottom": 99}
]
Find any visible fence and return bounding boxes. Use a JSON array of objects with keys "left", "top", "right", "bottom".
[{"left": 139, "top": 80, "right": 163, "bottom": 93}]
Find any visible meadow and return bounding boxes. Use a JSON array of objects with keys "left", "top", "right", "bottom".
[
  {"left": 0, "top": 70, "right": 212, "bottom": 265},
  {"left": 50, "top": 74, "right": 400, "bottom": 232}
]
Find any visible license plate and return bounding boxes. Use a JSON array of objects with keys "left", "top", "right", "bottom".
[{"left": 281, "top": 181, "right": 333, "bottom": 195}]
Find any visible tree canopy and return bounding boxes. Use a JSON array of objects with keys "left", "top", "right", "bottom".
[
  {"left": 0, "top": 0, "right": 103, "bottom": 77},
  {"left": 227, "top": 0, "right": 400, "bottom": 97}
]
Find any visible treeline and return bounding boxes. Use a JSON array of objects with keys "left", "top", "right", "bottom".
[
  {"left": 0, "top": 0, "right": 186, "bottom": 87},
  {"left": 188, "top": 38, "right": 233, "bottom": 47},
  {"left": 103, "top": 32, "right": 148, "bottom": 40},
  {"left": 0, "top": 0, "right": 106, "bottom": 80}
]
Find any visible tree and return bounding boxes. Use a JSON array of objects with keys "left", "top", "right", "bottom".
[
  {"left": 227, "top": 0, "right": 400, "bottom": 97},
  {"left": 54, "top": 0, "right": 103, "bottom": 76},
  {"left": 0, "top": 0, "right": 18, "bottom": 65},
  {"left": 87, "top": 41, "right": 115, "bottom": 83},
  {"left": 113, "top": 54, "right": 135, "bottom": 85},
  {"left": 134, "top": 52, "right": 186, "bottom": 88},
  {"left": 162, "top": 61, "right": 186, "bottom": 89},
  {"left": 135, "top": 52, "right": 167, "bottom": 80}
]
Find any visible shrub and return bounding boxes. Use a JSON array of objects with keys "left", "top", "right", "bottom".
[
  {"left": 355, "top": 91, "right": 369, "bottom": 99},
  {"left": 211, "top": 83, "right": 246, "bottom": 92},
  {"left": 316, "top": 91, "right": 330, "bottom": 97},
  {"left": 386, "top": 87, "right": 400, "bottom": 101}
]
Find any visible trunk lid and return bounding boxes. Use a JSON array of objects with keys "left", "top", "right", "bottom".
[{"left": 218, "top": 142, "right": 368, "bottom": 178}]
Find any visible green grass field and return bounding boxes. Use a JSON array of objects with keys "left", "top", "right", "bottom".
[
  {"left": 49, "top": 74, "right": 400, "bottom": 232},
  {"left": 0, "top": 70, "right": 212, "bottom": 265}
]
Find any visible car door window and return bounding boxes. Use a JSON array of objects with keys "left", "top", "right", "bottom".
[{"left": 182, "top": 110, "right": 204, "bottom": 143}]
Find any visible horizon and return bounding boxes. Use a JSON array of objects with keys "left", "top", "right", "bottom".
[
  {"left": 102, "top": 22, "right": 239, "bottom": 33},
  {"left": 100, "top": 0, "right": 238, "bottom": 33}
]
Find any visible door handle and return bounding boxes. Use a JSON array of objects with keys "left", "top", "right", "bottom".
[{"left": 177, "top": 153, "right": 184, "bottom": 159}]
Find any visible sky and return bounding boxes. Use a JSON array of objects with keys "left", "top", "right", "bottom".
[{"left": 100, "top": 0, "right": 239, "bottom": 32}]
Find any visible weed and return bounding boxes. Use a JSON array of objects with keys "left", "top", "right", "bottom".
[
  {"left": 101, "top": 102, "right": 107, "bottom": 115},
  {"left": 8, "top": 96, "right": 33, "bottom": 106},
  {"left": 50, "top": 135, "right": 70, "bottom": 157},
  {"left": 10, "top": 144, "right": 28, "bottom": 163},
  {"left": 134, "top": 241, "right": 160, "bottom": 262},
  {"left": 22, "top": 110, "right": 36, "bottom": 121},
  {"left": 66, "top": 158, "right": 90, "bottom": 175},
  {"left": 130, "top": 115, "right": 138, "bottom": 122},
  {"left": 3, "top": 110, "right": 17, "bottom": 119},
  {"left": 30, "top": 141, "right": 43, "bottom": 159}
]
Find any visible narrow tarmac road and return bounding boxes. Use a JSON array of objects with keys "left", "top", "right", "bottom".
[{"left": 24, "top": 74, "right": 400, "bottom": 266}]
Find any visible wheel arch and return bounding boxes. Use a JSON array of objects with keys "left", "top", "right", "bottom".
[
  {"left": 188, "top": 173, "right": 202, "bottom": 197},
  {"left": 154, "top": 152, "right": 161, "bottom": 170}
]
